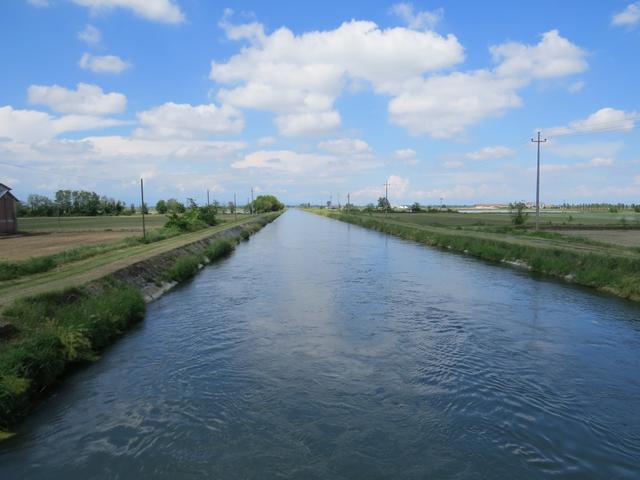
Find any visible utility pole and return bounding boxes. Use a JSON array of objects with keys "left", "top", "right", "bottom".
[
  {"left": 531, "top": 131, "right": 547, "bottom": 230},
  {"left": 140, "top": 178, "right": 146, "bottom": 240},
  {"left": 234, "top": 193, "right": 237, "bottom": 221},
  {"left": 251, "top": 187, "right": 254, "bottom": 214},
  {"left": 384, "top": 179, "right": 390, "bottom": 212},
  {"left": 207, "top": 189, "right": 210, "bottom": 207},
  {"left": 347, "top": 193, "right": 350, "bottom": 212}
]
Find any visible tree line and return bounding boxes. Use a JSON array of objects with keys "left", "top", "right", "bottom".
[{"left": 18, "top": 190, "right": 135, "bottom": 217}]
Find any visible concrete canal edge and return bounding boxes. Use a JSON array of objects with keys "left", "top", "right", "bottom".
[{"left": 0, "top": 212, "right": 282, "bottom": 436}]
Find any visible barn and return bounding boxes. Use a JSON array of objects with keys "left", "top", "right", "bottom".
[{"left": 0, "top": 183, "right": 18, "bottom": 235}]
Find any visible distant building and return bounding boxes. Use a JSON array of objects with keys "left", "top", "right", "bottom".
[{"left": 0, "top": 183, "right": 18, "bottom": 235}]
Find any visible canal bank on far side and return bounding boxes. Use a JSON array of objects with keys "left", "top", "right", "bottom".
[{"left": 308, "top": 209, "right": 640, "bottom": 303}]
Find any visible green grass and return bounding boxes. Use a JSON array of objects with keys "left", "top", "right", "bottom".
[
  {"left": 359, "top": 210, "right": 640, "bottom": 229},
  {"left": 17, "top": 213, "right": 248, "bottom": 233},
  {"left": 314, "top": 210, "right": 640, "bottom": 302},
  {"left": 0, "top": 279, "right": 145, "bottom": 430}
]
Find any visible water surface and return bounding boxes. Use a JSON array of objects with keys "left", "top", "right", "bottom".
[{"left": 1, "top": 209, "right": 639, "bottom": 478}]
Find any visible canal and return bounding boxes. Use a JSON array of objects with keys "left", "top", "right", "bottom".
[{"left": 1, "top": 209, "right": 639, "bottom": 478}]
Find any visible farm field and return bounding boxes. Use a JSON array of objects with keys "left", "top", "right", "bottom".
[
  {"left": 377, "top": 210, "right": 640, "bottom": 228},
  {"left": 562, "top": 229, "right": 640, "bottom": 248},
  {"left": 0, "top": 214, "right": 271, "bottom": 307},
  {"left": 0, "top": 231, "right": 130, "bottom": 261},
  {"left": 1, "top": 213, "right": 248, "bottom": 261}
]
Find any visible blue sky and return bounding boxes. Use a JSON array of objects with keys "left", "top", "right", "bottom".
[{"left": 0, "top": 0, "right": 639, "bottom": 206}]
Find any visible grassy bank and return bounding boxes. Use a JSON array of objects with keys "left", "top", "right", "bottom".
[
  {"left": 0, "top": 279, "right": 145, "bottom": 432},
  {"left": 0, "top": 213, "right": 280, "bottom": 434},
  {"left": 311, "top": 210, "right": 640, "bottom": 302}
]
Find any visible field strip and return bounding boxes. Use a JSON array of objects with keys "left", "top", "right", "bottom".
[
  {"left": 0, "top": 217, "right": 258, "bottom": 307},
  {"left": 361, "top": 215, "right": 640, "bottom": 259}
]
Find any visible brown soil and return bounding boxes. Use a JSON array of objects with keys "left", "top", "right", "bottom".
[{"left": 0, "top": 232, "right": 130, "bottom": 261}]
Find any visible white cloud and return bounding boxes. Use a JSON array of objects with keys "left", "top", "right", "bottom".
[
  {"left": 78, "top": 24, "right": 101, "bottom": 44},
  {"left": 466, "top": 145, "right": 515, "bottom": 160},
  {"left": 275, "top": 112, "right": 341, "bottom": 137},
  {"left": 28, "top": 83, "right": 126, "bottom": 115},
  {"left": 135, "top": 102, "right": 244, "bottom": 139},
  {"left": 318, "top": 138, "right": 372, "bottom": 157},
  {"left": 211, "top": 16, "right": 464, "bottom": 136},
  {"left": 71, "top": 0, "right": 185, "bottom": 24},
  {"left": 389, "top": 30, "right": 586, "bottom": 137},
  {"left": 545, "top": 107, "right": 637, "bottom": 136},
  {"left": 79, "top": 53, "right": 130, "bottom": 74},
  {"left": 491, "top": 30, "right": 587, "bottom": 80},
  {"left": 257, "top": 136, "right": 276, "bottom": 146},
  {"left": 232, "top": 150, "right": 336, "bottom": 173},
  {"left": 389, "top": 70, "right": 523, "bottom": 137},
  {"left": 390, "top": 3, "right": 444, "bottom": 30},
  {"left": 394, "top": 148, "right": 416, "bottom": 160},
  {"left": 0, "top": 106, "right": 124, "bottom": 142},
  {"left": 612, "top": 2, "right": 640, "bottom": 27}
]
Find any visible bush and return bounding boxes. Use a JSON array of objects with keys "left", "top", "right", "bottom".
[{"left": 509, "top": 202, "right": 528, "bottom": 226}]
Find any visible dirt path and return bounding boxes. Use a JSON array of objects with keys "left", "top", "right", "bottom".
[{"left": 0, "top": 217, "right": 261, "bottom": 307}]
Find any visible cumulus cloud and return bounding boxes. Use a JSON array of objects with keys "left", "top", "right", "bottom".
[
  {"left": 318, "top": 138, "right": 372, "bottom": 157},
  {"left": 79, "top": 53, "right": 130, "bottom": 74},
  {"left": 545, "top": 107, "right": 637, "bottom": 136},
  {"left": 465, "top": 145, "right": 515, "bottom": 160},
  {"left": 390, "top": 30, "right": 586, "bottom": 137},
  {"left": 135, "top": 102, "right": 244, "bottom": 139},
  {"left": 490, "top": 30, "right": 588, "bottom": 80},
  {"left": 0, "top": 106, "right": 124, "bottom": 142},
  {"left": 612, "top": 2, "right": 640, "bottom": 27},
  {"left": 211, "top": 16, "right": 464, "bottom": 136},
  {"left": 232, "top": 150, "right": 336, "bottom": 173},
  {"left": 394, "top": 148, "right": 416, "bottom": 160},
  {"left": 389, "top": 3, "right": 444, "bottom": 30},
  {"left": 28, "top": 83, "right": 126, "bottom": 115},
  {"left": 275, "top": 111, "right": 341, "bottom": 137},
  {"left": 389, "top": 71, "right": 523, "bottom": 137},
  {"left": 211, "top": 16, "right": 586, "bottom": 139},
  {"left": 71, "top": 0, "right": 185, "bottom": 24},
  {"left": 78, "top": 24, "right": 101, "bottom": 44}
]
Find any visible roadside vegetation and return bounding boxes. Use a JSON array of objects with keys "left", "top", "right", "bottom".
[{"left": 310, "top": 209, "right": 640, "bottom": 302}]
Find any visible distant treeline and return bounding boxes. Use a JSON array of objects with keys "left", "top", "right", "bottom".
[
  {"left": 559, "top": 203, "right": 640, "bottom": 213},
  {"left": 18, "top": 190, "right": 137, "bottom": 217}
]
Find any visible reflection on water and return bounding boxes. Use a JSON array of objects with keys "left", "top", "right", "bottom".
[{"left": 1, "top": 209, "right": 639, "bottom": 479}]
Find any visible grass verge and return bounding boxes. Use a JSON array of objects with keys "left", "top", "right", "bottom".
[
  {"left": 315, "top": 210, "right": 640, "bottom": 302},
  {"left": 0, "top": 279, "right": 145, "bottom": 431}
]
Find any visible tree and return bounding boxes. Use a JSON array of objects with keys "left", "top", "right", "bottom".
[
  {"left": 377, "top": 197, "right": 390, "bottom": 211},
  {"left": 364, "top": 203, "right": 375, "bottom": 214},
  {"left": 509, "top": 202, "right": 528, "bottom": 226},
  {"left": 410, "top": 202, "right": 422, "bottom": 213},
  {"left": 166, "top": 198, "right": 186, "bottom": 214},
  {"left": 227, "top": 201, "right": 236, "bottom": 214},
  {"left": 250, "top": 195, "right": 284, "bottom": 213},
  {"left": 156, "top": 199, "right": 168, "bottom": 214}
]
